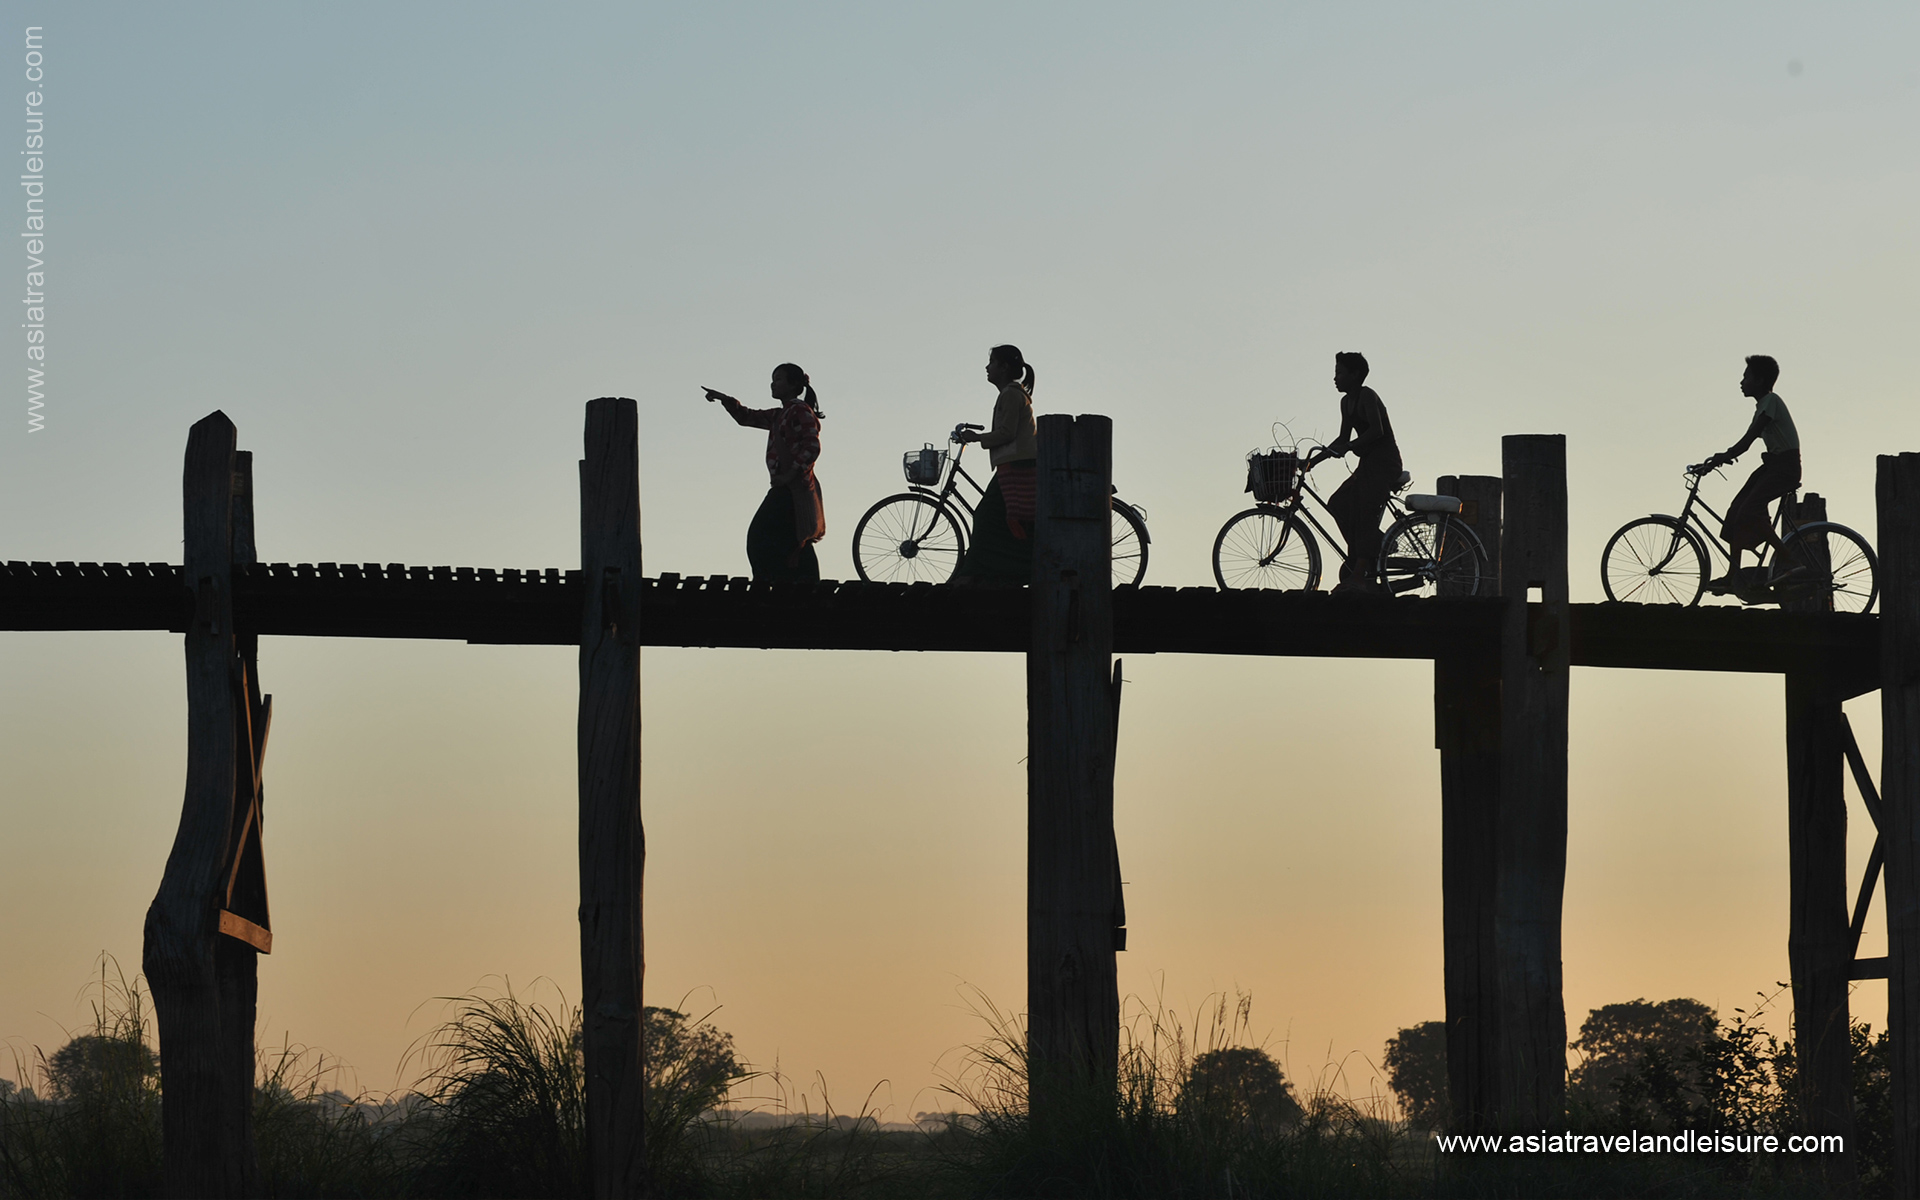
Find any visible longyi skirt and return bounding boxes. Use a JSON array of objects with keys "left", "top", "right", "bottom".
[
  {"left": 1721, "top": 450, "right": 1801, "bottom": 553},
  {"left": 955, "top": 462, "right": 1036, "bottom": 583},
  {"left": 747, "top": 482, "right": 823, "bottom": 582}
]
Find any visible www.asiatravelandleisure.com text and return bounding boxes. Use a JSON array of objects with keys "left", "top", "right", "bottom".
[{"left": 1436, "top": 1130, "right": 1845, "bottom": 1155}]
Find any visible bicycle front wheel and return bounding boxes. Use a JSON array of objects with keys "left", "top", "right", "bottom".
[
  {"left": 1769, "top": 522, "right": 1878, "bottom": 614},
  {"left": 1379, "top": 513, "right": 1488, "bottom": 598},
  {"left": 1112, "top": 500, "right": 1149, "bottom": 588},
  {"left": 1601, "top": 517, "right": 1707, "bottom": 605},
  {"left": 1213, "top": 508, "right": 1320, "bottom": 591},
  {"left": 852, "top": 493, "right": 966, "bottom": 584}
]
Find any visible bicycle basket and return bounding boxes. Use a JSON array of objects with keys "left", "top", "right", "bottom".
[
  {"left": 1246, "top": 450, "right": 1299, "bottom": 504},
  {"left": 903, "top": 445, "right": 948, "bottom": 487}
]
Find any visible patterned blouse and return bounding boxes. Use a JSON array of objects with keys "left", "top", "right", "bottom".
[{"left": 722, "top": 397, "right": 821, "bottom": 486}]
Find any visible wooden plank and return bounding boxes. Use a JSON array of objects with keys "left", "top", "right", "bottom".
[
  {"left": 578, "top": 397, "right": 646, "bottom": 1197},
  {"left": 1852, "top": 838, "right": 1885, "bottom": 959},
  {"left": 1878, "top": 452, "right": 1920, "bottom": 1198},
  {"left": 1842, "top": 713, "right": 1887, "bottom": 831},
  {"left": 216, "top": 910, "right": 272, "bottom": 954},
  {"left": 1494, "top": 435, "right": 1568, "bottom": 1130},
  {"left": 1435, "top": 474, "right": 1502, "bottom": 1132},
  {"left": 1028, "top": 414, "right": 1120, "bottom": 1125},
  {"left": 143, "top": 411, "right": 244, "bottom": 1196}
]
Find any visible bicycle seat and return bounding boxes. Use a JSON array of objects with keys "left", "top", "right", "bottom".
[
  {"left": 1405, "top": 493, "right": 1462, "bottom": 514},
  {"left": 1394, "top": 471, "right": 1412, "bottom": 493}
]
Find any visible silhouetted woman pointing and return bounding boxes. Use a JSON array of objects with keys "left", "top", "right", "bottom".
[
  {"left": 952, "top": 344, "right": 1037, "bottom": 583},
  {"left": 704, "top": 363, "right": 826, "bottom": 582}
]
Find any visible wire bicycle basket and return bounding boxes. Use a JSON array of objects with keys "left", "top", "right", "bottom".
[
  {"left": 1246, "top": 449, "right": 1300, "bottom": 504},
  {"left": 903, "top": 444, "right": 948, "bottom": 487}
]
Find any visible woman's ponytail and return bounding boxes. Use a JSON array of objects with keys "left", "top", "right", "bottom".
[
  {"left": 1020, "top": 363, "right": 1035, "bottom": 395},
  {"left": 804, "top": 382, "right": 823, "bottom": 419}
]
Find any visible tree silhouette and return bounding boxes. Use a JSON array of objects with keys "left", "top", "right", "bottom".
[
  {"left": 46, "top": 1033, "right": 157, "bottom": 1102},
  {"left": 1568, "top": 997, "right": 1716, "bottom": 1116},
  {"left": 1178, "top": 1047, "right": 1302, "bottom": 1130},
  {"left": 1383, "top": 1021, "right": 1448, "bottom": 1130}
]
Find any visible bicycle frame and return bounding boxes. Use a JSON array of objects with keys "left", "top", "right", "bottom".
[
  {"left": 1254, "top": 471, "right": 1410, "bottom": 567},
  {"left": 1659, "top": 471, "right": 1803, "bottom": 576}
]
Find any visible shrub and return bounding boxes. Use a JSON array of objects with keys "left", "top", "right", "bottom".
[{"left": 1382, "top": 1021, "right": 1448, "bottom": 1131}]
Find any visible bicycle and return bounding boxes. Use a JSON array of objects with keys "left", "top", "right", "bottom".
[
  {"left": 1599, "top": 461, "right": 1877, "bottom": 611},
  {"left": 1211, "top": 447, "right": 1490, "bottom": 595},
  {"left": 852, "top": 423, "right": 1151, "bottom": 587}
]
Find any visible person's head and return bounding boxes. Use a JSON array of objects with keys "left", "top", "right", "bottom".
[
  {"left": 1741, "top": 355, "right": 1780, "bottom": 399},
  {"left": 986, "top": 344, "right": 1036, "bottom": 393},
  {"left": 1333, "top": 352, "right": 1370, "bottom": 393},
  {"left": 772, "top": 362, "right": 822, "bottom": 417}
]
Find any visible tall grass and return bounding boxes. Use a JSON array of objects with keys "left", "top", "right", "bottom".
[
  {"left": 0, "top": 958, "right": 161, "bottom": 1197},
  {"left": 7, "top": 961, "right": 1877, "bottom": 1198},
  {"left": 931, "top": 985, "right": 1417, "bottom": 1200}
]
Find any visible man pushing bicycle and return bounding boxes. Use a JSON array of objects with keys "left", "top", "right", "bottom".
[{"left": 1699, "top": 355, "right": 1800, "bottom": 597}]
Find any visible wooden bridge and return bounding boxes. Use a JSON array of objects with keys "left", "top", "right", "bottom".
[
  {"left": 4, "top": 402, "right": 1917, "bottom": 1198},
  {"left": 1, "top": 558, "right": 1880, "bottom": 676}
]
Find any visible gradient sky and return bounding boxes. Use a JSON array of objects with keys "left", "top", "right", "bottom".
[{"left": 3, "top": 3, "right": 1917, "bottom": 1115}]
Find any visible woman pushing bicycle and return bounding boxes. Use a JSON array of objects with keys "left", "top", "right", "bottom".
[
  {"left": 951, "top": 344, "right": 1038, "bottom": 583},
  {"left": 1699, "top": 355, "right": 1799, "bottom": 597},
  {"left": 704, "top": 363, "right": 827, "bottom": 582}
]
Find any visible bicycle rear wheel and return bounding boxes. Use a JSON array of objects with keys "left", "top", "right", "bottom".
[
  {"left": 1112, "top": 500, "right": 1149, "bottom": 588},
  {"left": 1378, "top": 513, "right": 1488, "bottom": 597},
  {"left": 852, "top": 493, "right": 966, "bottom": 583},
  {"left": 1212, "top": 508, "right": 1320, "bottom": 591},
  {"left": 1601, "top": 516, "right": 1707, "bottom": 605},
  {"left": 1768, "top": 522, "right": 1878, "bottom": 613}
]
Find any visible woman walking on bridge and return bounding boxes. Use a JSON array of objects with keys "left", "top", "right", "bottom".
[
  {"left": 952, "top": 344, "right": 1038, "bottom": 583},
  {"left": 704, "top": 363, "right": 827, "bottom": 582}
]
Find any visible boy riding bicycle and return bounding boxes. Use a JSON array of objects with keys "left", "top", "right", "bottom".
[
  {"left": 1303, "top": 351, "right": 1402, "bottom": 595},
  {"left": 1700, "top": 355, "right": 1800, "bottom": 597}
]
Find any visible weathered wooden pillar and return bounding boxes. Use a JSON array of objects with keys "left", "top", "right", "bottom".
[
  {"left": 215, "top": 449, "right": 270, "bottom": 1195},
  {"left": 1435, "top": 473, "right": 1502, "bottom": 1131},
  {"left": 1780, "top": 494, "right": 1857, "bottom": 1176},
  {"left": 1494, "top": 436, "right": 1569, "bottom": 1129},
  {"left": 1028, "top": 413, "right": 1120, "bottom": 1122},
  {"left": 145, "top": 411, "right": 245, "bottom": 1195},
  {"left": 580, "top": 397, "right": 646, "bottom": 1197},
  {"left": 1880, "top": 453, "right": 1920, "bottom": 1197}
]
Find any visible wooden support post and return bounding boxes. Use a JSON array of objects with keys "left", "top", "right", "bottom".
[
  {"left": 213, "top": 449, "right": 268, "bottom": 1195},
  {"left": 1436, "top": 474, "right": 1502, "bottom": 1131},
  {"left": 1028, "top": 413, "right": 1120, "bottom": 1123},
  {"left": 1780, "top": 494, "right": 1857, "bottom": 1173},
  {"left": 579, "top": 397, "right": 646, "bottom": 1197},
  {"left": 1494, "top": 436, "right": 1569, "bottom": 1129},
  {"left": 145, "top": 411, "right": 244, "bottom": 1195},
  {"left": 1880, "top": 453, "right": 1920, "bottom": 1197}
]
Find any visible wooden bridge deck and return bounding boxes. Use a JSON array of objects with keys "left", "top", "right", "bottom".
[{"left": 2, "top": 559, "right": 1879, "bottom": 686}]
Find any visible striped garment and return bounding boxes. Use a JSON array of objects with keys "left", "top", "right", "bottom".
[{"left": 996, "top": 463, "right": 1037, "bottom": 539}]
